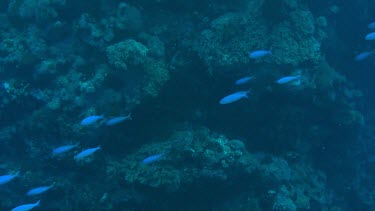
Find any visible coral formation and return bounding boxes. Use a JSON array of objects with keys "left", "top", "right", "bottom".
[
  {"left": 105, "top": 127, "right": 332, "bottom": 210},
  {"left": 193, "top": 0, "right": 324, "bottom": 72},
  {"left": 0, "top": 0, "right": 369, "bottom": 210},
  {"left": 106, "top": 39, "right": 148, "bottom": 71}
]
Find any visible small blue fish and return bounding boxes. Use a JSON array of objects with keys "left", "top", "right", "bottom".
[
  {"left": 235, "top": 76, "right": 253, "bottom": 85},
  {"left": 249, "top": 50, "right": 271, "bottom": 59},
  {"left": 354, "top": 51, "right": 373, "bottom": 61},
  {"left": 276, "top": 75, "right": 301, "bottom": 84},
  {"left": 219, "top": 91, "right": 249, "bottom": 105},
  {"left": 369, "top": 21, "right": 375, "bottom": 29},
  {"left": 74, "top": 146, "right": 101, "bottom": 161},
  {"left": 26, "top": 185, "right": 53, "bottom": 196},
  {"left": 0, "top": 171, "right": 19, "bottom": 185},
  {"left": 142, "top": 154, "right": 163, "bottom": 164},
  {"left": 106, "top": 113, "right": 132, "bottom": 126},
  {"left": 365, "top": 32, "right": 375, "bottom": 40},
  {"left": 52, "top": 144, "right": 78, "bottom": 156},
  {"left": 11, "top": 200, "right": 40, "bottom": 211},
  {"left": 80, "top": 115, "right": 104, "bottom": 126}
]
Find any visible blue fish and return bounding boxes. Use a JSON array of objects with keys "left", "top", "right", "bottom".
[
  {"left": 354, "top": 51, "right": 373, "bottom": 61},
  {"left": 235, "top": 76, "right": 253, "bottom": 85},
  {"left": 80, "top": 115, "right": 104, "bottom": 126},
  {"left": 26, "top": 185, "right": 53, "bottom": 196},
  {"left": 369, "top": 21, "right": 375, "bottom": 29},
  {"left": 52, "top": 144, "right": 78, "bottom": 156},
  {"left": 142, "top": 154, "right": 164, "bottom": 164},
  {"left": 0, "top": 171, "right": 19, "bottom": 185},
  {"left": 276, "top": 75, "right": 300, "bottom": 84},
  {"left": 219, "top": 91, "right": 249, "bottom": 104},
  {"left": 365, "top": 32, "right": 375, "bottom": 40},
  {"left": 11, "top": 200, "right": 40, "bottom": 211},
  {"left": 249, "top": 50, "right": 271, "bottom": 59},
  {"left": 74, "top": 146, "right": 101, "bottom": 161},
  {"left": 106, "top": 113, "right": 132, "bottom": 126}
]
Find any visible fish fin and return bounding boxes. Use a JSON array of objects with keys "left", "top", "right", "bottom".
[
  {"left": 35, "top": 200, "right": 40, "bottom": 206},
  {"left": 127, "top": 112, "right": 132, "bottom": 120}
]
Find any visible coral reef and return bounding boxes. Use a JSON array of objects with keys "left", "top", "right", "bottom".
[
  {"left": 0, "top": 0, "right": 370, "bottom": 210},
  {"left": 106, "top": 39, "right": 148, "bottom": 71},
  {"left": 105, "top": 127, "right": 332, "bottom": 210},
  {"left": 8, "top": 0, "right": 66, "bottom": 22},
  {"left": 193, "top": 0, "right": 325, "bottom": 72}
]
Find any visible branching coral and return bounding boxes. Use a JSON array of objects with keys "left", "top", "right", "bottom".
[
  {"left": 106, "top": 39, "right": 148, "bottom": 71},
  {"left": 108, "top": 127, "right": 247, "bottom": 192},
  {"left": 194, "top": 11, "right": 268, "bottom": 69},
  {"left": 110, "top": 3, "right": 143, "bottom": 32},
  {"left": 8, "top": 0, "right": 66, "bottom": 22},
  {"left": 106, "top": 38, "right": 169, "bottom": 98},
  {"left": 194, "top": 0, "right": 324, "bottom": 70},
  {"left": 270, "top": 23, "right": 321, "bottom": 66},
  {"left": 74, "top": 13, "right": 114, "bottom": 48},
  {"left": 142, "top": 58, "right": 170, "bottom": 97},
  {"left": 272, "top": 186, "right": 297, "bottom": 211},
  {"left": 0, "top": 26, "right": 47, "bottom": 68},
  {"left": 103, "top": 127, "right": 334, "bottom": 210}
]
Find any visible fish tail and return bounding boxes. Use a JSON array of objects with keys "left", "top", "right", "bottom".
[
  {"left": 99, "top": 116, "right": 108, "bottom": 126},
  {"left": 245, "top": 89, "right": 251, "bottom": 97},
  {"left": 293, "top": 77, "right": 302, "bottom": 86},
  {"left": 269, "top": 47, "right": 273, "bottom": 54},
  {"left": 127, "top": 112, "right": 132, "bottom": 120},
  {"left": 51, "top": 182, "right": 56, "bottom": 187}
]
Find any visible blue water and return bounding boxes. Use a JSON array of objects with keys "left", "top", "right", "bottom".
[{"left": 0, "top": 0, "right": 374, "bottom": 210}]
